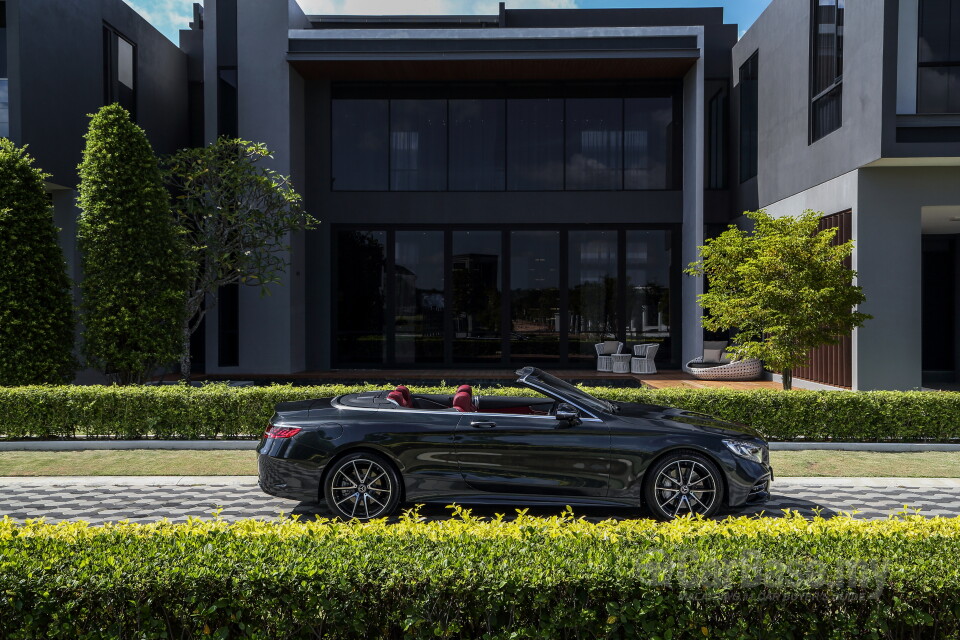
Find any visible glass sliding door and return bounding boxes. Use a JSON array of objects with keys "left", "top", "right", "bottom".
[
  {"left": 395, "top": 231, "right": 444, "bottom": 363},
  {"left": 335, "top": 230, "right": 387, "bottom": 364},
  {"left": 390, "top": 100, "right": 447, "bottom": 191},
  {"left": 452, "top": 231, "right": 502, "bottom": 363},
  {"left": 510, "top": 231, "right": 560, "bottom": 362},
  {"left": 568, "top": 231, "right": 619, "bottom": 364},
  {"left": 626, "top": 230, "right": 672, "bottom": 362}
]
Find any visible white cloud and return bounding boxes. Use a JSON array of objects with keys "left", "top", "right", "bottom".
[{"left": 121, "top": 0, "right": 195, "bottom": 43}]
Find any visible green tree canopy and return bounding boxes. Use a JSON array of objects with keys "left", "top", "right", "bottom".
[
  {"left": 162, "top": 137, "right": 314, "bottom": 378},
  {"left": 0, "top": 140, "right": 76, "bottom": 385},
  {"left": 686, "top": 209, "right": 870, "bottom": 389},
  {"left": 77, "top": 104, "right": 190, "bottom": 384}
]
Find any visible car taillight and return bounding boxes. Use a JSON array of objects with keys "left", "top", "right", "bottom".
[{"left": 264, "top": 425, "right": 302, "bottom": 439}]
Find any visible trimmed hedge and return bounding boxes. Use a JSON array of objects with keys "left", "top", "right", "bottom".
[
  {"left": 0, "top": 384, "right": 959, "bottom": 442},
  {"left": 0, "top": 511, "right": 958, "bottom": 639}
]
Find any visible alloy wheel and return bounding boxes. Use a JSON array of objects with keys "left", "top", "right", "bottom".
[
  {"left": 328, "top": 457, "right": 395, "bottom": 519},
  {"left": 653, "top": 458, "right": 719, "bottom": 518}
]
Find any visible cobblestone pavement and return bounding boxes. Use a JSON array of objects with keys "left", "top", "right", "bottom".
[{"left": 0, "top": 477, "right": 958, "bottom": 524}]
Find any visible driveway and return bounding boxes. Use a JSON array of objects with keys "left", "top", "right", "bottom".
[{"left": 0, "top": 477, "right": 958, "bottom": 524}]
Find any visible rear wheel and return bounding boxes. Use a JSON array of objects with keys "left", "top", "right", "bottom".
[
  {"left": 643, "top": 452, "right": 724, "bottom": 520},
  {"left": 323, "top": 452, "right": 401, "bottom": 520}
]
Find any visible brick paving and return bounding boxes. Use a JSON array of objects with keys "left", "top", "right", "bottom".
[{"left": 0, "top": 477, "right": 957, "bottom": 524}]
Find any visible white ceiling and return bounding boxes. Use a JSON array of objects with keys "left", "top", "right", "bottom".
[{"left": 921, "top": 205, "right": 960, "bottom": 234}]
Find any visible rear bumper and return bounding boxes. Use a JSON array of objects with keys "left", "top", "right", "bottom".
[{"left": 257, "top": 453, "right": 324, "bottom": 503}]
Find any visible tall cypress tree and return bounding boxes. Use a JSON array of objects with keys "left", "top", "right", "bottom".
[
  {"left": 0, "top": 140, "right": 76, "bottom": 385},
  {"left": 77, "top": 104, "right": 189, "bottom": 384}
]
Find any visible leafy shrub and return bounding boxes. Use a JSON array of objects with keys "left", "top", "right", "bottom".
[
  {"left": 0, "top": 511, "right": 957, "bottom": 639},
  {"left": 0, "top": 139, "right": 76, "bottom": 385},
  {"left": 0, "top": 384, "right": 958, "bottom": 441},
  {"left": 77, "top": 104, "right": 190, "bottom": 384}
]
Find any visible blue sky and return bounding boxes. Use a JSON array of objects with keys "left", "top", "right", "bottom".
[{"left": 122, "top": 0, "right": 772, "bottom": 44}]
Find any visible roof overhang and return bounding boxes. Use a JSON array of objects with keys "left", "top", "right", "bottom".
[{"left": 287, "top": 26, "right": 701, "bottom": 81}]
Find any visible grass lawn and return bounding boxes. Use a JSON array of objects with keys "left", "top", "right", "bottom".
[{"left": 0, "top": 450, "right": 957, "bottom": 478}]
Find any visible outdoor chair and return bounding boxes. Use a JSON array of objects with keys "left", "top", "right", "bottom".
[{"left": 631, "top": 343, "right": 660, "bottom": 374}]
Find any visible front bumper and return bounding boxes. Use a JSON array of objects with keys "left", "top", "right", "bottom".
[{"left": 726, "top": 456, "right": 773, "bottom": 507}]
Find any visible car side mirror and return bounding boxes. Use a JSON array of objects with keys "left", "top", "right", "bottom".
[{"left": 555, "top": 403, "right": 581, "bottom": 425}]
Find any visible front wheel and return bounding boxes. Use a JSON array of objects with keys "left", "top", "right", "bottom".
[
  {"left": 323, "top": 452, "right": 401, "bottom": 520},
  {"left": 644, "top": 452, "right": 724, "bottom": 520}
]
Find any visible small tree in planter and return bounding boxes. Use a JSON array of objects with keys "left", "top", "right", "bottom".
[
  {"left": 77, "top": 104, "right": 190, "bottom": 384},
  {"left": 686, "top": 209, "right": 870, "bottom": 390},
  {"left": 161, "top": 137, "right": 314, "bottom": 379},
  {"left": 0, "top": 140, "right": 76, "bottom": 385}
]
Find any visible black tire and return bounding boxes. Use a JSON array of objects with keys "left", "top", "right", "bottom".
[
  {"left": 643, "top": 451, "right": 724, "bottom": 520},
  {"left": 323, "top": 452, "right": 402, "bottom": 520}
]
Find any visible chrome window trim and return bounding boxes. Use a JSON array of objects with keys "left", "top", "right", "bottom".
[{"left": 330, "top": 393, "right": 605, "bottom": 423}]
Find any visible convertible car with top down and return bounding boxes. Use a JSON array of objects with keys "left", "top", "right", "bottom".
[{"left": 257, "top": 367, "right": 773, "bottom": 520}]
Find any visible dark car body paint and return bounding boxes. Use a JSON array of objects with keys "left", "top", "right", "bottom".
[{"left": 257, "top": 376, "right": 773, "bottom": 511}]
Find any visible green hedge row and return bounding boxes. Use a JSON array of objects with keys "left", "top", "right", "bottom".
[
  {"left": 1, "top": 383, "right": 959, "bottom": 441},
  {"left": 0, "top": 511, "right": 958, "bottom": 639}
]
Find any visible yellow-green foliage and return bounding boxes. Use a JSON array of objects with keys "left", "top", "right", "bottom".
[
  {"left": 0, "top": 384, "right": 958, "bottom": 442},
  {"left": 0, "top": 511, "right": 957, "bottom": 638}
]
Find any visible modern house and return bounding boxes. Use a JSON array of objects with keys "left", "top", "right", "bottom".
[{"left": 3, "top": 0, "right": 958, "bottom": 390}]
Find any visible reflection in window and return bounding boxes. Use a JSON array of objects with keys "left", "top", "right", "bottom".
[
  {"left": 626, "top": 230, "right": 672, "bottom": 362},
  {"left": 625, "top": 97, "right": 674, "bottom": 190},
  {"left": 918, "top": 0, "right": 960, "bottom": 113},
  {"left": 565, "top": 98, "right": 622, "bottom": 190},
  {"left": 336, "top": 231, "right": 387, "bottom": 364},
  {"left": 739, "top": 52, "right": 759, "bottom": 181},
  {"left": 391, "top": 100, "right": 447, "bottom": 191},
  {"left": 453, "top": 231, "right": 501, "bottom": 363},
  {"left": 449, "top": 99, "right": 505, "bottom": 191},
  {"left": 0, "top": 79, "right": 8, "bottom": 139},
  {"left": 511, "top": 231, "right": 560, "bottom": 362},
  {"left": 395, "top": 231, "right": 445, "bottom": 363},
  {"left": 332, "top": 100, "right": 388, "bottom": 190},
  {"left": 103, "top": 27, "right": 136, "bottom": 117},
  {"left": 569, "top": 231, "right": 618, "bottom": 363},
  {"left": 507, "top": 99, "right": 564, "bottom": 190}
]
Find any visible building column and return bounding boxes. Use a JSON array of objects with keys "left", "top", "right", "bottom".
[{"left": 681, "top": 30, "right": 705, "bottom": 371}]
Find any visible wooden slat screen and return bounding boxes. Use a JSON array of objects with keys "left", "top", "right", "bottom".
[{"left": 793, "top": 210, "right": 853, "bottom": 388}]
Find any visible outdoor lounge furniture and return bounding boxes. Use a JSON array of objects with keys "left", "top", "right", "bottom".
[
  {"left": 594, "top": 341, "right": 624, "bottom": 372},
  {"left": 631, "top": 343, "right": 660, "bottom": 374},
  {"left": 611, "top": 353, "right": 632, "bottom": 373},
  {"left": 686, "top": 356, "right": 763, "bottom": 381}
]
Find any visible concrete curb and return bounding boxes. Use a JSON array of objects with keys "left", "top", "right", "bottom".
[
  {"left": 769, "top": 442, "right": 960, "bottom": 452},
  {"left": 0, "top": 476, "right": 258, "bottom": 487},
  {"left": 0, "top": 440, "right": 258, "bottom": 451}
]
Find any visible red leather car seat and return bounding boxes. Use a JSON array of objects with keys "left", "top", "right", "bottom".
[
  {"left": 386, "top": 390, "right": 405, "bottom": 407},
  {"left": 395, "top": 385, "right": 413, "bottom": 408},
  {"left": 457, "top": 385, "right": 472, "bottom": 395},
  {"left": 452, "top": 391, "right": 474, "bottom": 412}
]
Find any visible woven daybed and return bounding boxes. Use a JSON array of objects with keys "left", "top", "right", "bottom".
[{"left": 685, "top": 356, "right": 764, "bottom": 381}]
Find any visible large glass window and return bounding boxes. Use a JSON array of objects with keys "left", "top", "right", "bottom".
[
  {"left": 566, "top": 98, "right": 622, "bottom": 190},
  {"left": 395, "top": 231, "right": 445, "bottom": 363},
  {"left": 810, "top": 0, "right": 844, "bottom": 141},
  {"left": 626, "top": 230, "right": 672, "bottom": 362},
  {"left": 918, "top": 0, "right": 960, "bottom": 113},
  {"left": 452, "top": 231, "right": 502, "bottom": 363},
  {"left": 390, "top": 100, "right": 447, "bottom": 191},
  {"left": 335, "top": 230, "right": 387, "bottom": 364},
  {"left": 449, "top": 99, "right": 505, "bottom": 191},
  {"left": 739, "top": 52, "right": 759, "bottom": 182},
  {"left": 568, "top": 231, "right": 619, "bottom": 364},
  {"left": 506, "top": 99, "right": 565, "bottom": 190},
  {"left": 510, "top": 231, "right": 560, "bottom": 362},
  {"left": 625, "top": 97, "right": 675, "bottom": 190},
  {"left": 103, "top": 27, "right": 136, "bottom": 117},
  {"left": 332, "top": 100, "right": 388, "bottom": 190}
]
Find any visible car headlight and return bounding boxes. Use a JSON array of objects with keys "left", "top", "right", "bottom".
[{"left": 723, "top": 439, "right": 765, "bottom": 464}]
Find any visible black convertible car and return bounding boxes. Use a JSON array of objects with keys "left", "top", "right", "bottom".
[{"left": 257, "top": 367, "right": 772, "bottom": 520}]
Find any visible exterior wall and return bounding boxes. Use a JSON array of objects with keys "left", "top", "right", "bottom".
[
  {"left": 681, "top": 35, "right": 705, "bottom": 373},
  {"left": 732, "top": 0, "right": 885, "bottom": 214},
  {"left": 6, "top": 0, "right": 188, "bottom": 188}
]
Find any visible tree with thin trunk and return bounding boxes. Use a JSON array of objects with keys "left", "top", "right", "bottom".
[
  {"left": 161, "top": 138, "right": 315, "bottom": 379},
  {"left": 77, "top": 104, "right": 190, "bottom": 384},
  {"left": 685, "top": 209, "right": 870, "bottom": 390},
  {"left": 0, "top": 139, "right": 76, "bottom": 385}
]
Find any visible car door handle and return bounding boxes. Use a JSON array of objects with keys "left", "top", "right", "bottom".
[{"left": 469, "top": 421, "right": 496, "bottom": 428}]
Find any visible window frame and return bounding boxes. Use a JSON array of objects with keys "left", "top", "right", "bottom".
[
  {"left": 738, "top": 51, "right": 759, "bottom": 183},
  {"left": 916, "top": 0, "right": 960, "bottom": 114},
  {"left": 809, "top": 0, "right": 844, "bottom": 142},
  {"left": 102, "top": 24, "right": 137, "bottom": 119}
]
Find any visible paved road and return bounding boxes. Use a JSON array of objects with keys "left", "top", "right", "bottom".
[{"left": 0, "top": 477, "right": 958, "bottom": 524}]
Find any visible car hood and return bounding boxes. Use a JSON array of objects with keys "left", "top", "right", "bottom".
[{"left": 613, "top": 402, "right": 764, "bottom": 441}]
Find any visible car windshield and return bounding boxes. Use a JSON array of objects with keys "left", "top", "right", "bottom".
[{"left": 515, "top": 367, "right": 615, "bottom": 415}]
